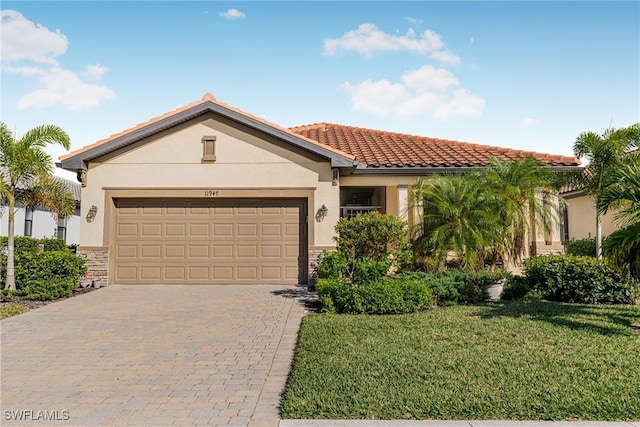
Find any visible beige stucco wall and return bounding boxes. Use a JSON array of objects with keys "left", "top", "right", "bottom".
[
  {"left": 565, "top": 193, "right": 618, "bottom": 240},
  {"left": 80, "top": 118, "right": 339, "bottom": 248}
]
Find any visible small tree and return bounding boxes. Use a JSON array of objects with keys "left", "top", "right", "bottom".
[
  {"left": 598, "top": 152, "right": 640, "bottom": 279},
  {"left": 572, "top": 123, "right": 640, "bottom": 258},
  {"left": 0, "top": 122, "right": 75, "bottom": 290}
]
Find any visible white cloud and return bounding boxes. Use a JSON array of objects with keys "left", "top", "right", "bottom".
[
  {"left": 84, "top": 63, "right": 108, "bottom": 80},
  {"left": 323, "top": 23, "right": 460, "bottom": 64},
  {"left": 16, "top": 67, "right": 115, "bottom": 110},
  {"left": 0, "top": 10, "right": 68, "bottom": 64},
  {"left": 219, "top": 9, "right": 246, "bottom": 20},
  {"left": 405, "top": 17, "right": 423, "bottom": 24},
  {"left": 1, "top": 11, "right": 115, "bottom": 110},
  {"left": 341, "top": 65, "right": 485, "bottom": 120},
  {"left": 520, "top": 118, "right": 540, "bottom": 127}
]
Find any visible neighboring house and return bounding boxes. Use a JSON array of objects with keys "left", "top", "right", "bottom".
[
  {"left": 560, "top": 187, "right": 622, "bottom": 243},
  {"left": 0, "top": 175, "right": 81, "bottom": 244},
  {"left": 59, "top": 94, "right": 580, "bottom": 285}
]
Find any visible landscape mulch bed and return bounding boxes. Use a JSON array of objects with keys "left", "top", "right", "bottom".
[{"left": 0, "top": 287, "right": 97, "bottom": 310}]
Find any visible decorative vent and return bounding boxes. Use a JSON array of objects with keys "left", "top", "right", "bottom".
[{"left": 202, "top": 135, "right": 217, "bottom": 162}]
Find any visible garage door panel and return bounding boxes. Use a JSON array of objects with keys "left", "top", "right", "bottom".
[
  {"left": 117, "top": 223, "right": 138, "bottom": 237},
  {"left": 237, "top": 224, "right": 258, "bottom": 236},
  {"left": 114, "top": 198, "right": 307, "bottom": 284},
  {"left": 141, "top": 245, "right": 161, "bottom": 258},
  {"left": 213, "top": 245, "right": 233, "bottom": 258},
  {"left": 140, "top": 266, "right": 162, "bottom": 280},
  {"left": 166, "top": 223, "right": 186, "bottom": 236},
  {"left": 165, "top": 245, "right": 186, "bottom": 258},
  {"left": 141, "top": 223, "right": 162, "bottom": 237}
]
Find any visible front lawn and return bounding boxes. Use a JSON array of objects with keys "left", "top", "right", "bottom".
[{"left": 281, "top": 301, "right": 640, "bottom": 421}]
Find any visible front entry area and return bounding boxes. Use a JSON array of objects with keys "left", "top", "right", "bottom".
[{"left": 113, "top": 198, "right": 307, "bottom": 284}]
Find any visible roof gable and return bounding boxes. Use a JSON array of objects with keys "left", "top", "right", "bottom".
[
  {"left": 290, "top": 123, "right": 580, "bottom": 169},
  {"left": 59, "top": 94, "right": 357, "bottom": 170}
]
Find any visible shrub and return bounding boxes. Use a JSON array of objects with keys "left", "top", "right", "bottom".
[
  {"left": 0, "top": 236, "right": 73, "bottom": 254},
  {"left": 18, "top": 277, "right": 78, "bottom": 301},
  {"left": 501, "top": 275, "right": 543, "bottom": 301},
  {"left": 335, "top": 212, "right": 412, "bottom": 267},
  {"left": 523, "top": 255, "right": 638, "bottom": 304},
  {"left": 317, "top": 251, "right": 351, "bottom": 280},
  {"left": 316, "top": 278, "right": 434, "bottom": 315},
  {"left": 564, "top": 238, "right": 596, "bottom": 257},
  {"left": 1, "top": 250, "right": 87, "bottom": 300}
]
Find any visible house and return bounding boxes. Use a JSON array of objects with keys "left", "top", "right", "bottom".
[
  {"left": 59, "top": 94, "right": 580, "bottom": 285},
  {"left": 560, "top": 188, "right": 618, "bottom": 242},
  {"left": 0, "top": 175, "right": 81, "bottom": 244}
]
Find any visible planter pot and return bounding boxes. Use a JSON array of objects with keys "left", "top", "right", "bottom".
[{"left": 483, "top": 280, "right": 505, "bottom": 302}]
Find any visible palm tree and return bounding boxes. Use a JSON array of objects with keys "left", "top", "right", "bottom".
[
  {"left": 598, "top": 152, "right": 640, "bottom": 279},
  {"left": 572, "top": 124, "right": 640, "bottom": 258},
  {"left": 473, "top": 156, "right": 557, "bottom": 268},
  {"left": 410, "top": 175, "right": 500, "bottom": 271},
  {"left": 0, "top": 122, "right": 76, "bottom": 290}
]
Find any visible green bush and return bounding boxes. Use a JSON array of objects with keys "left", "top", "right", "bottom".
[
  {"left": 502, "top": 275, "right": 543, "bottom": 301},
  {"left": 0, "top": 236, "right": 73, "bottom": 254},
  {"left": 1, "top": 250, "right": 87, "bottom": 300},
  {"left": 316, "top": 278, "right": 434, "bottom": 315},
  {"left": 335, "top": 212, "right": 412, "bottom": 267},
  {"left": 523, "top": 255, "right": 638, "bottom": 304},
  {"left": 564, "top": 238, "right": 596, "bottom": 257},
  {"left": 317, "top": 251, "right": 351, "bottom": 280},
  {"left": 18, "top": 277, "right": 78, "bottom": 301},
  {"left": 394, "top": 270, "right": 504, "bottom": 306},
  {"left": 351, "top": 257, "right": 391, "bottom": 286}
]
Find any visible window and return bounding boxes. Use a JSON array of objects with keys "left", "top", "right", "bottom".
[
  {"left": 24, "top": 208, "right": 33, "bottom": 237},
  {"left": 57, "top": 215, "right": 67, "bottom": 241},
  {"left": 202, "top": 135, "right": 216, "bottom": 162}
]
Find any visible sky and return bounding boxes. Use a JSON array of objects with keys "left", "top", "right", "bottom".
[{"left": 1, "top": 1, "right": 639, "bottom": 180}]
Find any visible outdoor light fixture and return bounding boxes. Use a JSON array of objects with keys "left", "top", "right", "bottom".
[
  {"left": 86, "top": 205, "right": 98, "bottom": 223},
  {"left": 315, "top": 204, "right": 329, "bottom": 222}
]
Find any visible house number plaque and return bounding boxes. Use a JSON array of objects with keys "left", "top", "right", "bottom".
[{"left": 204, "top": 190, "right": 219, "bottom": 197}]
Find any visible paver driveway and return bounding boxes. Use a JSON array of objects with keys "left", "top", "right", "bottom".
[{"left": 1, "top": 285, "right": 309, "bottom": 426}]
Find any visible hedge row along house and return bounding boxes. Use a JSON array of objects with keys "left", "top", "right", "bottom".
[{"left": 59, "top": 94, "right": 581, "bottom": 285}]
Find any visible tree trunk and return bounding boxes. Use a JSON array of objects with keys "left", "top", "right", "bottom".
[
  {"left": 596, "top": 212, "right": 602, "bottom": 259},
  {"left": 5, "top": 198, "right": 16, "bottom": 290}
]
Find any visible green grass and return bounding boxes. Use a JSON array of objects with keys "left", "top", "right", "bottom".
[
  {"left": 0, "top": 303, "right": 29, "bottom": 319},
  {"left": 281, "top": 301, "right": 640, "bottom": 421}
]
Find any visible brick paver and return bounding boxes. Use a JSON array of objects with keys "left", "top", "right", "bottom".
[{"left": 1, "top": 285, "right": 308, "bottom": 426}]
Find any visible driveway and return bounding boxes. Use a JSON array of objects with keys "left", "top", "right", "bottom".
[{"left": 1, "top": 285, "right": 309, "bottom": 426}]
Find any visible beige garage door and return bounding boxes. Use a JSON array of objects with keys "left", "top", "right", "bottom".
[{"left": 113, "top": 199, "right": 307, "bottom": 284}]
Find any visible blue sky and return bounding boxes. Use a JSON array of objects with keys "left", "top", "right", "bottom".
[{"left": 2, "top": 1, "right": 639, "bottom": 178}]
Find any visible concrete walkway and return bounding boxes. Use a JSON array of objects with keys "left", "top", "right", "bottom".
[{"left": 1, "top": 285, "right": 308, "bottom": 426}]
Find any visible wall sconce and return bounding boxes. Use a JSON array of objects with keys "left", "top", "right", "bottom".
[
  {"left": 86, "top": 205, "right": 98, "bottom": 223},
  {"left": 315, "top": 204, "right": 329, "bottom": 222}
]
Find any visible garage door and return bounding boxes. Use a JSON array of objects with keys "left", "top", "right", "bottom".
[{"left": 113, "top": 199, "right": 307, "bottom": 284}]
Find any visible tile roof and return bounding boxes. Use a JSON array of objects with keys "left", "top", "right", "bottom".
[
  {"left": 289, "top": 122, "right": 580, "bottom": 168},
  {"left": 60, "top": 94, "right": 355, "bottom": 164}
]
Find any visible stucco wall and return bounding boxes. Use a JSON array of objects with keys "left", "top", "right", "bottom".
[
  {"left": 80, "top": 118, "right": 339, "bottom": 249},
  {"left": 565, "top": 193, "right": 618, "bottom": 240}
]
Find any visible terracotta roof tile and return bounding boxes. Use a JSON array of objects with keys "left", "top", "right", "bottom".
[
  {"left": 60, "top": 94, "right": 355, "bottom": 163},
  {"left": 289, "top": 122, "right": 580, "bottom": 167}
]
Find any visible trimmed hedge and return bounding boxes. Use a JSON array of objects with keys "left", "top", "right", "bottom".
[
  {"left": 522, "top": 255, "right": 638, "bottom": 304},
  {"left": 394, "top": 270, "right": 509, "bottom": 306},
  {"left": 1, "top": 236, "right": 87, "bottom": 300},
  {"left": 564, "top": 238, "right": 596, "bottom": 257},
  {"left": 316, "top": 278, "right": 434, "bottom": 315},
  {"left": 0, "top": 236, "right": 73, "bottom": 254}
]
